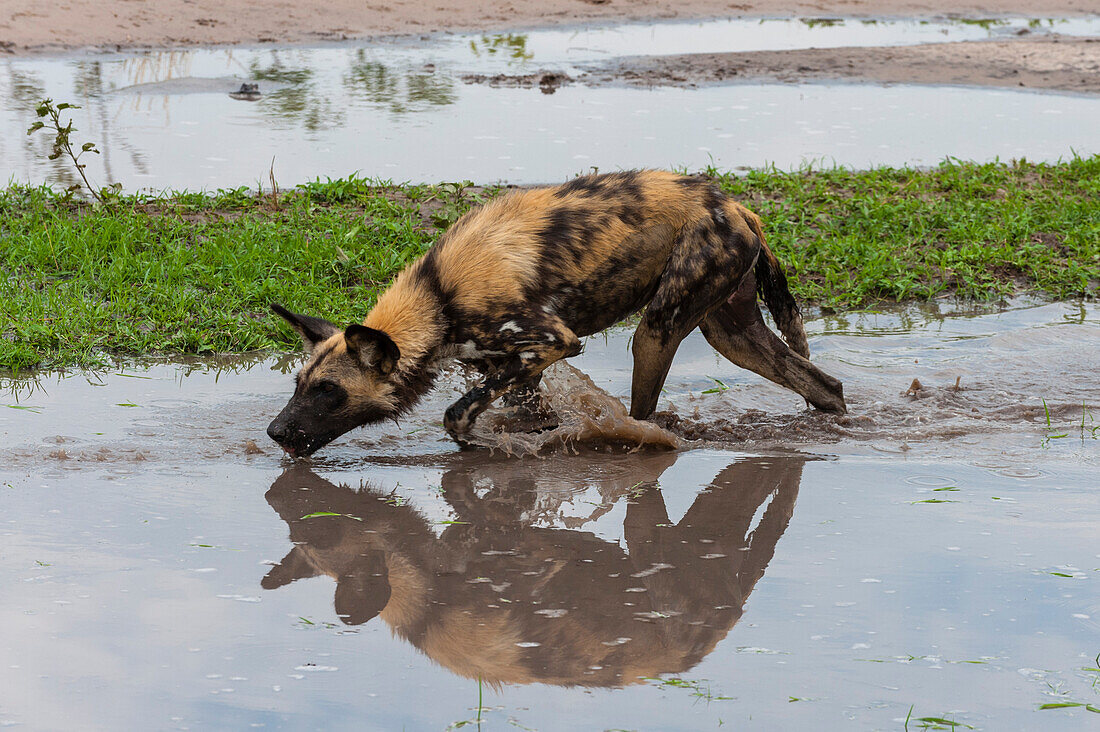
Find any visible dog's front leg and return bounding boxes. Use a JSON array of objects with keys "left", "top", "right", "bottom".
[
  {"left": 444, "top": 381, "right": 501, "bottom": 448},
  {"left": 443, "top": 326, "right": 581, "bottom": 445}
]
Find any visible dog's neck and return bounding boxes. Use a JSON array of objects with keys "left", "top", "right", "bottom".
[{"left": 364, "top": 266, "right": 450, "bottom": 415}]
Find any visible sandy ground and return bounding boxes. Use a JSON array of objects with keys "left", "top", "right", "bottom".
[
  {"left": 466, "top": 36, "right": 1100, "bottom": 93},
  {"left": 1, "top": 1, "right": 1098, "bottom": 94},
  {"left": 1, "top": 0, "right": 1098, "bottom": 55}
]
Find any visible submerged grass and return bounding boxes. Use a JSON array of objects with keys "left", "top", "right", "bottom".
[{"left": 2, "top": 157, "right": 1097, "bottom": 371}]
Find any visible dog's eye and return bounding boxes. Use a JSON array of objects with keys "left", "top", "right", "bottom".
[{"left": 316, "top": 381, "right": 336, "bottom": 394}]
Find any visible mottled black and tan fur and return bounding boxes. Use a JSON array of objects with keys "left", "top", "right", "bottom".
[{"left": 268, "top": 170, "right": 846, "bottom": 456}]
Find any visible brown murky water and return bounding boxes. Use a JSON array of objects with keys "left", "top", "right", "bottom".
[{"left": 2, "top": 301, "right": 1097, "bottom": 729}]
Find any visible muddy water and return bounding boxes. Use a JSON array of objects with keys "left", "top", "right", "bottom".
[
  {"left": 3, "top": 17, "right": 1100, "bottom": 190},
  {"left": 2, "top": 301, "right": 1097, "bottom": 729}
]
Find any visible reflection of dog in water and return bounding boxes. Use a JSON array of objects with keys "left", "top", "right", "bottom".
[{"left": 262, "top": 453, "right": 804, "bottom": 687}]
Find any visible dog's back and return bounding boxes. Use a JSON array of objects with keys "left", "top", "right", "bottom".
[{"left": 415, "top": 170, "right": 764, "bottom": 339}]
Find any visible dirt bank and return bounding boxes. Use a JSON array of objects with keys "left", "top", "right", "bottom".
[
  {"left": 468, "top": 35, "right": 1100, "bottom": 94},
  {"left": 1, "top": 0, "right": 1098, "bottom": 55},
  {"left": 592, "top": 35, "right": 1100, "bottom": 93}
]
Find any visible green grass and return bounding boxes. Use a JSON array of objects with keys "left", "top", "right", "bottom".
[
  {"left": 2, "top": 157, "right": 1098, "bottom": 371},
  {"left": 706, "top": 156, "right": 1099, "bottom": 306},
  {"left": 0, "top": 178, "right": 497, "bottom": 371}
]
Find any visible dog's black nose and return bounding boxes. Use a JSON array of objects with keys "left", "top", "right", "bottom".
[{"left": 267, "top": 420, "right": 287, "bottom": 444}]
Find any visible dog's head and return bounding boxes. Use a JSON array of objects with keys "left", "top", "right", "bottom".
[{"left": 267, "top": 303, "right": 402, "bottom": 457}]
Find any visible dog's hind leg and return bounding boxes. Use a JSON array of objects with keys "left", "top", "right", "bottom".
[
  {"left": 630, "top": 215, "right": 761, "bottom": 420},
  {"left": 700, "top": 272, "right": 847, "bottom": 413}
]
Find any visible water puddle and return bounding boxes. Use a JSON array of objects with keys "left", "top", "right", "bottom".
[
  {"left": 2, "top": 301, "right": 1097, "bottom": 728},
  {"left": 5, "top": 14, "right": 1099, "bottom": 728},
  {"left": 3, "top": 16, "right": 1099, "bottom": 189},
  {"left": 4, "top": 301, "right": 1098, "bottom": 464},
  {"left": 462, "top": 16, "right": 1100, "bottom": 64}
]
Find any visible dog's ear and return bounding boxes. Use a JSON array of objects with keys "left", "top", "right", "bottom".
[
  {"left": 345, "top": 324, "right": 400, "bottom": 375},
  {"left": 271, "top": 303, "right": 340, "bottom": 352},
  {"left": 261, "top": 547, "right": 320, "bottom": 590},
  {"left": 333, "top": 552, "right": 391, "bottom": 626}
]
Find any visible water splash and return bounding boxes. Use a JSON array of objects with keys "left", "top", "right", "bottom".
[{"left": 465, "top": 362, "right": 679, "bottom": 455}]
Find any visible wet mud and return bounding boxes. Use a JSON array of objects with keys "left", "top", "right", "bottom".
[
  {"left": 461, "top": 71, "right": 572, "bottom": 94},
  {"left": 483, "top": 36, "right": 1100, "bottom": 95}
]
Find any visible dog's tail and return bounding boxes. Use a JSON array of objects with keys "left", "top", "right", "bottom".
[{"left": 743, "top": 214, "right": 811, "bottom": 359}]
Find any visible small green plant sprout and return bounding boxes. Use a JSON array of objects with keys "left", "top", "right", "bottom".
[
  {"left": 383, "top": 492, "right": 408, "bottom": 507},
  {"left": 1040, "top": 398, "right": 1070, "bottom": 447},
  {"left": 1038, "top": 702, "right": 1100, "bottom": 713},
  {"left": 903, "top": 707, "right": 975, "bottom": 730},
  {"left": 300, "top": 511, "right": 363, "bottom": 521},
  {"left": 701, "top": 377, "right": 730, "bottom": 395},
  {"left": 446, "top": 676, "right": 491, "bottom": 730},
  {"left": 1081, "top": 401, "right": 1098, "bottom": 440},
  {"left": 468, "top": 33, "right": 533, "bottom": 61},
  {"left": 910, "top": 486, "right": 962, "bottom": 504},
  {"left": 1033, "top": 653, "right": 1100, "bottom": 712},
  {"left": 27, "top": 98, "right": 119, "bottom": 206},
  {"left": 295, "top": 616, "right": 339, "bottom": 629},
  {"left": 425, "top": 181, "right": 479, "bottom": 228},
  {"left": 644, "top": 676, "right": 733, "bottom": 702},
  {"left": 625, "top": 480, "right": 652, "bottom": 501},
  {"left": 1038, "top": 399, "right": 1099, "bottom": 446}
]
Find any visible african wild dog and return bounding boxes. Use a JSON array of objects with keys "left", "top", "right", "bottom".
[{"left": 267, "top": 170, "right": 846, "bottom": 456}]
